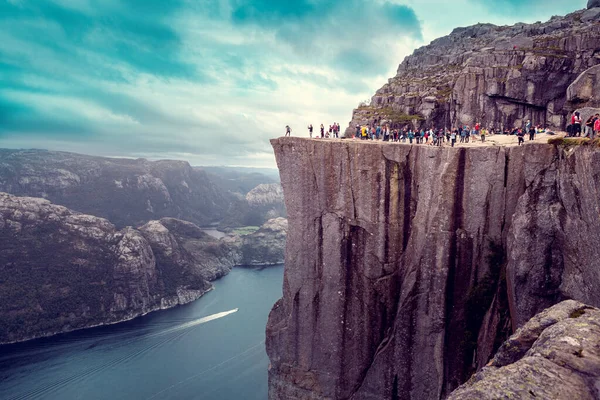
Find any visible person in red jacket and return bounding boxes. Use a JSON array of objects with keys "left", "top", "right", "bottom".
[
  {"left": 571, "top": 112, "right": 582, "bottom": 137},
  {"left": 594, "top": 114, "right": 600, "bottom": 140}
]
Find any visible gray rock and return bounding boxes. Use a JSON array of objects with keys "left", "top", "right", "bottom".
[
  {"left": 448, "top": 300, "right": 600, "bottom": 400},
  {"left": 568, "top": 65, "right": 600, "bottom": 108},
  {"left": 238, "top": 217, "right": 287, "bottom": 266},
  {"left": 588, "top": 0, "right": 600, "bottom": 9},
  {"left": 267, "top": 138, "right": 600, "bottom": 400},
  {"left": 345, "top": 8, "right": 599, "bottom": 135},
  {"left": 0, "top": 193, "right": 240, "bottom": 344}
]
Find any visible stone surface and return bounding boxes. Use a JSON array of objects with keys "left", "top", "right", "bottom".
[
  {"left": 589, "top": 0, "right": 600, "bottom": 9},
  {"left": 238, "top": 217, "right": 287, "bottom": 266},
  {"left": 0, "top": 193, "right": 242, "bottom": 344},
  {"left": 267, "top": 138, "right": 600, "bottom": 400},
  {"left": 568, "top": 65, "right": 600, "bottom": 109},
  {"left": 448, "top": 300, "right": 600, "bottom": 400},
  {"left": 346, "top": 7, "right": 600, "bottom": 134}
]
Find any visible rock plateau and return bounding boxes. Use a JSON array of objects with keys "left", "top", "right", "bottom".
[{"left": 267, "top": 138, "right": 600, "bottom": 399}]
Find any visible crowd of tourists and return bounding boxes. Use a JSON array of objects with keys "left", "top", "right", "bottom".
[
  {"left": 284, "top": 121, "right": 551, "bottom": 146},
  {"left": 350, "top": 121, "right": 547, "bottom": 147},
  {"left": 568, "top": 111, "right": 600, "bottom": 138},
  {"left": 302, "top": 123, "right": 342, "bottom": 138}
]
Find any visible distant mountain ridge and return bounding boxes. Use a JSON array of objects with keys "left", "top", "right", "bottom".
[
  {"left": 0, "top": 149, "right": 283, "bottom": 229},
  {"left": 0, "top": 192, "right": 286, "bottom": 344}
]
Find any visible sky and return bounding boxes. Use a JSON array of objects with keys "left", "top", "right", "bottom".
[{"left": 0, "top": 0, "right": 580, "bottom": 167}]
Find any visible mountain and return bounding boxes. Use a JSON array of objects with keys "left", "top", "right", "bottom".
[
  {"left": 267, "top": 137, "right": 600, "bottom": 399},
  {"left": 0, "top": 149, "right": 283, "bottom": 229},
  {"left": 199, "top": 166, "right": 280, "bottom": 195},
  {"left": 0, "top": 193, "right": 234, "bottom": 344},
  {"left": 346, "top": 4, "right": 600, "bottom": 134},
  {"left": 0, "top": 192, "right": 286, "bottom": 344}
]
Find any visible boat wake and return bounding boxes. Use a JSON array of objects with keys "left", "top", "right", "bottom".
[{"left": 4, "top": 309, "right": 240, "bottom": 400}]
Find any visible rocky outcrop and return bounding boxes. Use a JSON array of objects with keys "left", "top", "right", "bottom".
[
  {"left": 266, "top": 138, "right": 600, "bottom": 399},
  {"left": 139, "top": 218, "right": 241, "bottom": 281},
  {"left": 237, "top": 217, "right": 287, "bottom": 266},
  {"left": 449, "top": 300, "right": 600, "bottom": 399},
  {"left": 347, "top": 6, "right": 600, "bottom": 134},
  {"left": 0, "top": 149, "right": 236, "bottom": 228},
  {"left": 0, "top": 193, "right": 240, "bottom": 344},
  {"left": 568, "top": 65, "right": 600, "bottom": 110}
]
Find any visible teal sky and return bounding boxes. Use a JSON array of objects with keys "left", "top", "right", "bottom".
[{"left": 0, "top": 0, "right": 580, "bottom": 167}]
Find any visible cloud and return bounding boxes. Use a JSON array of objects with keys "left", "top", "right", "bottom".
[{"left": 0, "top": 0, "right": 583, "bottom": 167}]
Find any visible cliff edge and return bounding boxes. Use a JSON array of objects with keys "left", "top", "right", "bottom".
[{"left": 266, "top": 138, "right": 600, "bottom": 399}]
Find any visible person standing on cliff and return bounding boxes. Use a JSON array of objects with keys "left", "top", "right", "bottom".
[
  {"left": 320, "top": 124, "right": 325, "bottom": 138},
  {"left": 572, "top": 112, "right": 582, "bottom": 137},
  {"left": 594, "top": 114, "right": 600, "bottom": 140},
  {"left": 285, "top": 125, "right": 291, "bottom": 136},
  {"left": 528, "top": 121, "right": 535, "bottom": 141},
  {"left": 585, "top": 115, "right": 595, "bottom": 138},
  {"left": 481, "top": 127, "right": 486, "bottom": 143},
  {"left": 517, "top": 129, "right": 525, "bottom": 145},
  {"left": 308, "top": 124, "right": 313, "bottom": 138},
  {"left": 451, "top": 130, "right": 457, "bottom": 147}
]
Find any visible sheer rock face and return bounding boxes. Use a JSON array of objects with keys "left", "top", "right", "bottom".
[
  {"left": 266, "top": 138, "right": 600, "bottom": 400},
  {"left": 0, "top": 149, "right": 232, "bottom": 228},
  {"left": 0, "top": 194, "right": 237, "bottom": 344},
  {"left": 346, "top": 7, "right": 600, "bottom": 134},
  {"left": 448, "top": 300, "right": 600, "bottom": 400}
]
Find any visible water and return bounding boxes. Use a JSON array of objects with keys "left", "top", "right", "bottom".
[{"left": 0, "top": 266, "right": 284, "bottom": 400}]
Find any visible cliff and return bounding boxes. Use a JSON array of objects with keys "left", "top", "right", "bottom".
[
  {"left": 0, "top": 194, "right": 232, "bottom": 344},
  {"left": 266, "top": 138, "right": 600, "bottom": 399},
  {"left": 449, "top": 300, "right": 600, "bottom": 399},
  {"left": 347, "top": 5, "right": 600, "bottom": 133}
]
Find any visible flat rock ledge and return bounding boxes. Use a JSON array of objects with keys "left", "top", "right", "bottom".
[{"left": 448, "top": 300, "right": 600, "bottom": 400}]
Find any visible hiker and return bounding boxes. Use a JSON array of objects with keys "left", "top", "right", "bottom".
[
  {"left": 408, "top": 130, "right": 414, "bottom": 144},
  {"left": 585, "top": 115, "right": 595, "bottom": 138},
  {"left": 481, "top": 128, "right": 486, "bottom": 142},
  {"left": 355, "top": 125, "right": 361, "bottom": 139},
  {"left": 320, "top": 124, "right": 325, "bottom": 138},
  {"left": 460, "top": 128, "right": 466, "bottom": 143},
  {"left": 517, "top": 129, "right": 525, "bottom": 145},
  {"left": 451, "top": 130, "right": 457, "bottom": 147},
  {"left": 308, "top": 124, "right": 313, "bottom": 138},
  {"left": 285, "top": 125, "right": 291, "bottom": 137},
  {"left": 594, "top": 114, "right": 600, "bottom": 140},
  {"left": 528, "top": 122, "right": 536, "bottom": 141},
  {"left": 376, "top": 125, "right": 381, "bottom": 140},
  {"left": 436, "top": 130, "right": 444, "bottom": 146},
  {"left": 571, "top": 112, "right": 582, "bottom": 137}
]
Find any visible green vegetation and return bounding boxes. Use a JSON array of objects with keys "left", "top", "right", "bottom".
[
  {"left": 377, "top": 107, "right": 424, "bottom": 122},
  {"left": 548, "top": 137, "right": 600, "bottom": 148},
  {"left": 436, "top": 87, "right": 453, "bottom": 100},
  {"left": 232, "top": 226, "right": 260, "bottom": 236}
]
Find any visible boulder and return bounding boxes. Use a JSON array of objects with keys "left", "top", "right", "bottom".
[{"left": 448, "top": 300, "right": 600, "bottom": 400}]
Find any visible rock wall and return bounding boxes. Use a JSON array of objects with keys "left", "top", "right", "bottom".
[
  {"left": 347, "top": 5, "right": 600, "bottom": 134},
  {"left": 266, "top": 138, "right": 600, "bottom": 399},
  {"left": 449, "top": 300, "right": 600, "bottom": 400}
]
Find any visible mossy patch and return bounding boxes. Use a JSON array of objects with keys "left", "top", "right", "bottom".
[{"left": 548, "top": 138, "right": 600, "bottom": 148}]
